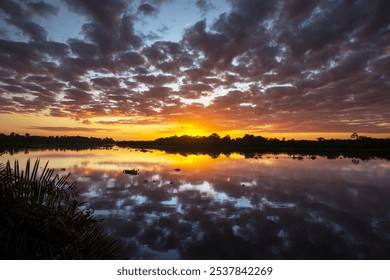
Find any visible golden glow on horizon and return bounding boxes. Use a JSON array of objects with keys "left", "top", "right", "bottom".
[
  {"left": 0, "top": 147, "right": 245, "bottom": 171},
  {"left": 1, "top": 113, "right": 389, "bottom": 141}
]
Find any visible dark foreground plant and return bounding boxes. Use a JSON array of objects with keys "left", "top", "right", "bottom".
[{"left": 0, "top": 159, "right": 122, "bottom": 259}]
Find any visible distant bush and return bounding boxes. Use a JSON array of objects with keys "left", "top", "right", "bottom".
[{"left": 0, "top": 159, "right": 122, "bottom": 259}]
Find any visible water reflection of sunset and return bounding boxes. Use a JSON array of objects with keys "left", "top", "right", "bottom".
[
  {"left": 2, "top": 148, "right": 390, "bottom": 259},
  {"left": 2, "top": 148, "right": 283, "bottom": 172}
]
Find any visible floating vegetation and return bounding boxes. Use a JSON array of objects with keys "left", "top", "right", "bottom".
[{"left": 123, "top": 169, "right": 139, "bottom": 175}]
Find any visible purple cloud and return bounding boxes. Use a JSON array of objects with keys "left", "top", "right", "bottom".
[{"left": 0, "top": 0, "right": 389, "bottom": 136}]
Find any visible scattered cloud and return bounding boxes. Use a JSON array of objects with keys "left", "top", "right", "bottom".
[
  {"left": 29, "top": 126, "right": 115, "bottom": 133},
  {"left": 138, "top": 3, "right": 158, "bottom": 16},
  {"left": 195, "top": 0, "right": 215, "bottom": 16},
  {"left": 1, "top": 0, "right": 389, "bottom": 136}
]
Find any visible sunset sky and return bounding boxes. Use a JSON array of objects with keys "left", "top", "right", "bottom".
[{"left": 1, "top": 0, "right": 389, "bottom": 140}]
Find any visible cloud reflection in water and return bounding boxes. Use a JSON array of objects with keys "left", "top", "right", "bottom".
[{"left": 2, "top": 148, "right": 390, "bottom": 259}]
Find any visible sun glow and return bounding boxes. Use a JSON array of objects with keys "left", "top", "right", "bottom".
[{"left": 2, "top": 112, "right": 389, "bottom": 142}]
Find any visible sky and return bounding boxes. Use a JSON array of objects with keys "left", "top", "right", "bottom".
[{"left": 0, "top": 0, "right": 389, "bottom": 140}]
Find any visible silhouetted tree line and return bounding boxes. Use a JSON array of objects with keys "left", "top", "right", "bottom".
[
  {"left": 1, "top": 132, "right": 389, "bottom": 159},
  {"left": 0, "top": 132, "right": 115, "bottom": 149},
  {"left": 117, "top": 133, "right": 390, "bottom": 159}
]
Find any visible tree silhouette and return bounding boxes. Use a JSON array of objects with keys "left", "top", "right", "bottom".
[{"left": 351, "top": 132, "right": 359, "bottom": 140}]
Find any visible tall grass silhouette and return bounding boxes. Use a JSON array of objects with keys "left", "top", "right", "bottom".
[{"left": 0, "top": 159, "right": 122, "bottom": 259}]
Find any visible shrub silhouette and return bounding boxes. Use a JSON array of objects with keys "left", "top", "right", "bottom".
[{"left": 0, "top": 159, "right": 122, "bottom": 259}]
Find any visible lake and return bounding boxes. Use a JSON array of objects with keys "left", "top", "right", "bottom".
[{"left": 1, "top": 147, "right": 390, "bottom": 259}]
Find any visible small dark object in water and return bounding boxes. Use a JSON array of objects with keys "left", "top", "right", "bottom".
[
  {"left": 123, "top": 169, "right": 139, "bottom": 175},
  {"left": 144, "top": 180, "right": 148, "bottom": 183},
  {"left": 170, "top": 181, "right": 175, "bottom": 185},
  {"left": 174, "top": 168, "right": 181, "bottom": 172},
  {"left": 61, "top": 168, "right": 66, "bottom": 171}
]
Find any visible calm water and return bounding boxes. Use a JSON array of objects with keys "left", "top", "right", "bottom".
[{"left": 2, "top": 148, "right": 390, "bottom": 259}]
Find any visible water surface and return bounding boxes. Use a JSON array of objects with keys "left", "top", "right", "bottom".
[{"left": 2, "top": 148, "right": 390, "bottom": 259}]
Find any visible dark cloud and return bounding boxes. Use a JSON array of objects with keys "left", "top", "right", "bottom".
[
  {"left": 0, "top": 1, "right": 26, "bottom": 18},
  {"left": 63, "top": 0, "right": 126, "bottom": 27},
  {"left": 284, "top": 0, "right": 319, "bottom": 20},
  {"left": 32, "top": 40, "right": 69, "bottom": 57},
  {"left": 143, "top": 86, "right": 172, "bottom": 99},
  {"left": 0, "top": 39, "right": 40, "bottom": 73},
  {"left": 134, "top": 74, "right": 176, "bottom": 86},
  {"left": 63, "top": 88, "right": 93, "bottom": 103},
  {"left": 118, "top": 51, "right": 145, "bottom": 67},
  {"left": 149, "top": 0, "right": 172, "bottom": 5},
  {"left": 142, "top": 41, "right": 182, "bottom": 64},
  {"left": 118, "top": 14, "right": 142, "bottom": 49},
  {"left": 0, "top": 0, "right": 389, "bottom": 135},
  {"left": 179, "top": 83, "right": 213, "bottom": 98},
  {"left": 2, "top": 84, "right": 25, "bottom": 94},
  {"left": 184, "top": 0, "right": 276, "bottom": 68},
  {"left": 358, "top": 0, "right": 390, "bottom": 39},
  {"left": 69, "top": 81, "right": 91, "bottom": 91},
  {"left": 180, "top": 83, "right": 212, "bottom": 92},
  {"left": 195, "top": 0, "right": 215, "bottom": 15},
  {"left": 6, "top": 18, "right": 47, "bottom": 41},
  {"left": 26, "top": 1, "right": 58, "bottom": 18},
  {"left": 94, "top": 118, "right": 166, "bottom": 126},
  {"left": 211, "top": 90, "right": 250, "bottom": 108},
  {"left": 91, "top": 77, "right": 120, "bottom": 88},
  {"left": 64, "top": 0, "right": 142, "bottom": 55},
  {"left": 138, "top": 3, "right": 158, "bottom": 16},
  {"left": 68, "top": 39, "right": 100, "bottom": 58},
  {"left": 29, "top": 126, "right": 114, "bottom": 132},
  {"left": 0, "top": 0, "right": 58, "bottom": 41}
]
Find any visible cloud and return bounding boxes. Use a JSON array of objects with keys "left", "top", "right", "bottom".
[
  {"left": 195, "top": 0, "right": 215, "bottom": 15},
  {"left": 6, "top": 18, "right": 47, "bottom": 41},
  {"left": 64, "top": 0, "right": 142, "bottom": 55},
  {"left": 118, "top": 51, "right": 145, "bottom": 67},
  {"left": 63, "top": 0, "right": 126, "bottom": 27},
  {"left": 63, "top": 88, "right": 93, "bottom": 103},
  {"left": 68, "top": 39, "right": 99, "bottom": 58},
  {"left": 81, "top": 119, "right": 92, "bottom": 125},
  {"left": 178, "top": 83, "right": 213, "bottom": 99},
  {"left": 91, "top": 77, "right": 120, "bottom": 88},
  {"left": 26, "top": 1, "right": 59, "bottom": 18},
  {"left": 29, "top": 126, "right": 115, "bottom": 132},
  {"left": 134, "top": 74, "right": 176, "bottom": 86},
  {"left": 95, "top": 117, "right": 169, "bottom": 126},
  {"left": 0, "top": 0, "right": 389, "bottom": 136},
  {"left": 138, "top": 3, "right": 158, "bottom": 16},
  {"left": 0, "top": 0, "right": 58, "bottom": 41},
  {"left": 142, "top": 41, "right": 182, "bottom": 64}
]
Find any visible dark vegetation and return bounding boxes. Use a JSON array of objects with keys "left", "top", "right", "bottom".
[
  {"left": 1, "top": 132, "right": 389, "bottom": 160},
  {"left": 0, "top": 132, "right": 115, "bottom": 149},
  {"left": 117, "top": 132, "right": 390, "bottom": 160},
  {"left": 0, "top": 159, "right": 122, "bottom": 259}
]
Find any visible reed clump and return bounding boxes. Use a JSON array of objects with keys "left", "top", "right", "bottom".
[{"left": 0, "top": 159, "right": 122, "bottom": 259}]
